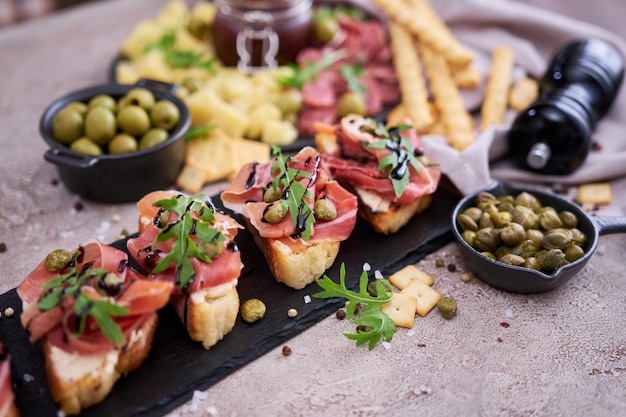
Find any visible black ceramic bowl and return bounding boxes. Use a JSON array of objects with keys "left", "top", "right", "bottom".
[
  {"left": 452, "top": 182, "right": 626, "bottom": 294},
  {"left": 40, "top": 79, "right": 190, "bottom": 203}
]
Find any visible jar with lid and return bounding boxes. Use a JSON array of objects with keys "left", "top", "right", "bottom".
[
  {"left": 507, "top": 38, "right": 624, "bottom": 175},
  {"left": 212, "top": 0, "right": 313, "bottom": 72}
]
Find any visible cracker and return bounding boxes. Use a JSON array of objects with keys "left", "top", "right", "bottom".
[
  {"left": 479, "top": 45, "right": 515, "bottom": 131},
  {"left": 380, "top": 293, "right": 417, "bottom": 328},
  {"left": 388, "top": 22, "right": 433, "bottom": 131},
  {"left": 577, "top": 183, "right": 612, "bottom": 205},
  {"left": 508, "top": 76, "right": 539, "bottom": 111},
  {"left": 388, "top": 265, "right": 434, "bottom": 289},
  {"left": 185, "top": 129, "right": 236, "bottom": 182},
  {"left": 400, "top": 279, "right": 442, "bottom": 317},
  {"left": 175, "top": 165, "right": 207, "bottom": 194},
  {"left": 228, "top": 138, "right": 270, "bottom": 180},
  {"left": 421, "top": 45, "right": 475, "bottom": 151}
]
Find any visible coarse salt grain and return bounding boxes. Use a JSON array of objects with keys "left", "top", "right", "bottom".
[
  {"left": 206, "top": 406, "right": 218, "bottom": 416},
  {"left": 111, "top": 214, "right": 121, "bottom": 223},
  {"left": 406, "top": 329, "right": 416, "bottom": 337},
  {"left": 303, "top": 295, "right": 311, "bottom": 304},
  {"left": 362, "top": 262, "right": 371, "bottom": 271},
  {"left": 381, "top": 341, "right": 392, "bottom": 350},
  {"left": 23, "top": 373, "right": 34, "bottom": 382},
  {"left": 374, "top": 270, "right": 383, "bottom": 279},
  {"left": 505, "top": 309, "right": 514, "bottom": 318},
  {"left": 193, "top": 390, "right": 208, "bottom": 401}
]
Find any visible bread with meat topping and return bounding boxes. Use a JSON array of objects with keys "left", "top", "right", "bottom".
[
  {"left": 245, "top": 217, "right": 340, "bottom": 290},
  {"left": 170, "top": 283, "right": 239, "bottom": 349},
  {"left": 43, "top": 312, "right": 158, "bottom": 415}
]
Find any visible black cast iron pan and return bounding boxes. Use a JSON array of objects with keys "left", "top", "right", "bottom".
[{"left": 451, "top": 182, "right": 626, "bottom": 294}]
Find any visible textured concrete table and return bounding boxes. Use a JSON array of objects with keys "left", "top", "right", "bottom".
[{"left": 1, "top": 1, "right": 625, "bottom": 416}]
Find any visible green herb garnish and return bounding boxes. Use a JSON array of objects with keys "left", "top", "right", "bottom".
[
  {"left": 339, "top": 64, "right": 366, "bottom": 98},
  {"left": 151, "top": 194, "right": 225, "bottom": 291},
  {"left": 268, "top": 146, "right": 315, "bottom": 241},
  {"left": 314, "top": 263, "right": 397, "bottom": 350},
  {"left": 278, "top": 49, "right": 347, "bottom": 90},
  {"left": 36, "top": 252, "right": 129, "bottom": 343},
  {"left": 367, "top": 122, "right": 423, "bottom": 198},
  {"left": 185, "top": 124, "right": 217, "bottom": 142},
  {"left": 147, "top": 32, "right": 216, "bottom": 74}
]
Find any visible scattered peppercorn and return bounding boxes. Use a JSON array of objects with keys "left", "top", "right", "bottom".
[
  {"left": 282, "top": 345, "right": 292, "bottom": 356},
  {"left": 435, "top": 259, "right": 445, "bottom": 268},
  {"left": 461, "top": 273, "right": 471, "bottom": 282},
  {"left": 417, "top": 343, "right": 426, "bottom": 347},
  {"left": 74, "top": 201, "right": 84, "bottom": 211},
  {"left": 497, "top": 337, "right": 503, "bottom": 343},
  {"left": 287, "top": 308, "right": 298, "bottom": 318},
  {"left": 4, "top": 307, "right": 14, "bottom": 318},
  {"left": 356, "top": 325, "right": 370, "bottom": 333},
  {"left": 447, "top": 263, "right": 456, "bottom": 272},
  {"left": 0, "top": 243, "right": 6, "bottom": 253},
  {"left": 335, "top": 309, "right": 346, "bottom": 320},
  {"left": 51, "top": 178, "right": 59, "bottom": 186},
  {"left": 436, "top": 297, "right": 457, "bottom": 319},
  {"left": 591, "top": 141, "right": 603, "bottom": 151}
]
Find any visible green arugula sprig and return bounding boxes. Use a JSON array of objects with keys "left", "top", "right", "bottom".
[
  {"left": 339, "top": 64, "right": 366, "bottom": 98},
  {"left": 367, "top": 122, "right": 423, "bottom": 198},
  {"left": 184, "top": 123, "right": 217, "bottom": 142},
  {"left": 37, "top": 252, "right": 129, "bottom": 343},
  {"left": 278, "top": 49, "right": 347, "bottom": 90},
  {"left": 314, "top": 263, "right": 397, "bottom": 350},
  {"left": 146, "top": 32, "right": 216, "bottom": 74},
  {"left": 268, "top": 146, "right": 316, "bottom": 241},
  {"left": 151, "top": 194, "right": 226, "bottom": 291}
]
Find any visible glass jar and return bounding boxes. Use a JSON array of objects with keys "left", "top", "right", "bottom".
[{"left": 212, "top": 0, "right": 313, "bottom": 72}]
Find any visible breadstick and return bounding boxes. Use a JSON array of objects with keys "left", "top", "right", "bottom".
[
  {"left": 451, "top": 63, "right": 482, "bottom": 89},
  {"left": 388, "top": 22, "right": 433, "bottom": 131},
  {"left": 508, "top": 76, "right": 539, "bottom": 111},
  {"left": 420, "top": 45, "right": 474, "bottom": 151},
  {"left": 480, "top": 45, "right": 515, "bottom": 131},
  {"left": 372, "top": 0, "right": 473, "bottom": 66}
]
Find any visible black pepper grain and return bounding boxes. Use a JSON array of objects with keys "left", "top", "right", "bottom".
[
  {"left": 74, "top": 201, "right": 84, "bottom": 211},
  {"left": 51, "top": 178, "right": 59, "bottom": 186},
  {"left": 282, "top": 345, "right": 292, "bottom": 356},
  {"left": 336, "top": 309, "right": 346, "bottom": 320},
  {"left": 447, "top": 263, "right": 456, "bottom": 272},
  {"left": 0, "top": 243, "right": 6, "bottom": 253}
]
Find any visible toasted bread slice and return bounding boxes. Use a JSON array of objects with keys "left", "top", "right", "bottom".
[
  {"left": 245, "top": 218, "right": 340, "bottom": 289},
  {"left": 44, "top": 312, "right": 158, "bottom": 415},
  {"left": 170, "top": 282, "right": 239, "bottom": 349},
  {"left": 355, "top": 186, "right": 433, "bottom": 234}
]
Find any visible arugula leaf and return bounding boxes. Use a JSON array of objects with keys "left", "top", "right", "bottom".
[
  {"left": 146, "top": 32, "right": 216, "bottom": 74},
  {"left": 185, "top": 124, "right": 217, "bottom": 142},
  {"left": 36, "top": 252, "right": 130, "bottom": 343},
  {"left": 339, "top": 64, "right": 366, "bottom": 98},
  {"left": 151, "top": 194, "right": 226, "bottom": 291},
  {"left": 268, "top": 146, "right": 315, "bottom": 241},
  {"left": 277, "top": 49, "right": 347, "bottom": 90},
  {"left": 366, "top": 122, "right": 424, "bottom": 199},
  {"left": 314, "top": 263, "right": 397, "bottom": 350}
]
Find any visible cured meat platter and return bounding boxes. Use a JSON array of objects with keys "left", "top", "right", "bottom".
[{"left": 0, "top": 189, "right": 458, "bottom": 417}]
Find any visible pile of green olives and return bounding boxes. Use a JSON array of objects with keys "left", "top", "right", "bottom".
[
  {"left": 51, "top": 87, "right": 181, "bottom": 156},
  {"left": 456, "top": 191, "right": 588, "bottom": 274}
]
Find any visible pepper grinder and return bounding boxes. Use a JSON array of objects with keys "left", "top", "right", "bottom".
[{"left": 507, "top": 38, "right": 624, "bottom": 175}]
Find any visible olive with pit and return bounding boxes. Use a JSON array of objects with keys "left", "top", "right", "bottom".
[
  {"left": 123, "top": 87, "right": 155, "bottom": 111},
  {"left": 150, "top": 100, "right": 180, "bottom": 130}
]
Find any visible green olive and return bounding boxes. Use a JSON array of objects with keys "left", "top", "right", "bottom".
[
  {"left": 150, "top": 100, "right": 180, "bottom": 130},
  {"left": 312, "top": 14, "right": 339, "bottom": 43},
  {"left": 182, "top": 78, "right": 203, "bottom": 94},
  {"left": 70, "top": 137, "right": 103, "bottom": 155},
  {"left": 123, "top": 88, "right": 155, "bottom": 111},
  {"left": 272, "top": 88, "right": 303, "bottom": 115},
  {"left": 84, "top": 107, "right": 116, "bottom": 145},
  {"left": 44, "top": 249, "right": 72, "bottom": 272},
  {"left": 52, "top": 107, "right": 84, "bottom": 144},
  {"left": 88, "top": 94, "right": 117, "bottom": 111},
  {"left": 65, "top": 101, "right": 88, "bottom": 116},
  {"left": 240, "top": 298, "right": 266, "bottom": 323},
  {"left": 338, "top": 91, "right": 366, "bottom": 118},
  {"left": 108, "top": 133, "right": 138, "bottom": 154},
  {"left": 117, "top": 105, "right": 151, "bottom": 137},
  {"left": 139, "top": 128, "right": 168, "bottom": 150}
]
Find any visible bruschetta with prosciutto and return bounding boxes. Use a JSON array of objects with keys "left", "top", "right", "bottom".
[
  {"left": 315, "top": 114, "right": 441, "bottom": 234},
  {"left": 17, "top": 242, "right": 173, "bottom": 415},
  {"left": 221, "top": 146, "right": 358, "bottom": 289},
  {"left": 126, "top": 191, "right": 244, "bottom": 349}
]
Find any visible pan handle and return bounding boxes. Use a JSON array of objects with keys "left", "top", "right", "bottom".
[
  {"left": 593, "top": 216, "right": 626, "bottom": 236},
  {"left": 44, "top": 148, "right": 99, "bottom": 169}
]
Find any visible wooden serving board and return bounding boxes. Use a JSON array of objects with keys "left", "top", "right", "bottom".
[{"left": 0, "top": 189, "right": 458, "bottom": 417}]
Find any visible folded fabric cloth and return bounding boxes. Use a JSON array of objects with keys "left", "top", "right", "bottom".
[{"left": 417, "top": 0, "right": 626, "bottom": 195}]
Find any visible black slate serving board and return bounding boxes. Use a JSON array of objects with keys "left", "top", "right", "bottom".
[{"left": 0, "top": 188, "right": 458, "bottom": 417}]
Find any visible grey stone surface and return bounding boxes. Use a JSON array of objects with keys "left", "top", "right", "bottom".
[{"left": 0, "top": 1, "right": 625, "bottom": 416}]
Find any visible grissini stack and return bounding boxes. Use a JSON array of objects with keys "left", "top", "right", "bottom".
[
  {"left": 221, "top": 146, "right": 358, "bottom": 289},
  {"left": 126, "top": 190, "right": 244, "bottom": 349},
  {"left": 315, "top": 115, "right": 441, "bottom": 234},
  {"left": 17, "top": 242, "right": 173, "bottom": 415}
]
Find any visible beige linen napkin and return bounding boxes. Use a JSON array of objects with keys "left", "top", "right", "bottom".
[{"left": 418, "top": 0, "right": 626, "bottom": 195}]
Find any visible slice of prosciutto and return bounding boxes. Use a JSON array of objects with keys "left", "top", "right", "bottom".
[
  {"left": 221, "top": 146, "right": 358, "bottom": 246},
  {"left": 126, "top": 191, "right": 244, "bottom": 294},
  {"left": 17, "top": 242, "right": 173, "bottom": 354},
  {"left": 318, "top": 115, "right": 441, "bottom": 207},
  {"left": 0, "top": 344, "right": 15, "bottom": 417}
]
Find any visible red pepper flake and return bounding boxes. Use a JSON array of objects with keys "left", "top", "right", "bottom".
[
  {"left": 500, "top": 322, "right": 510, "bottom": 328},
  {"left": 497, "top": 337, "right": 503, "bottom": 343}
]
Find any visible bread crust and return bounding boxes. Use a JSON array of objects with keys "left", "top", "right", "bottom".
[
  {"left": 170, "top": 284, "right": 239, "bottom": 350},
  {"left": 245, "top": 218, "right": 340, "bottom": 289},
  {"left": 359, "top": 194, "right": 433, "bottom": 235},
  {"left": 43, "top": 312, "right": 158, "bottom": 415}
]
